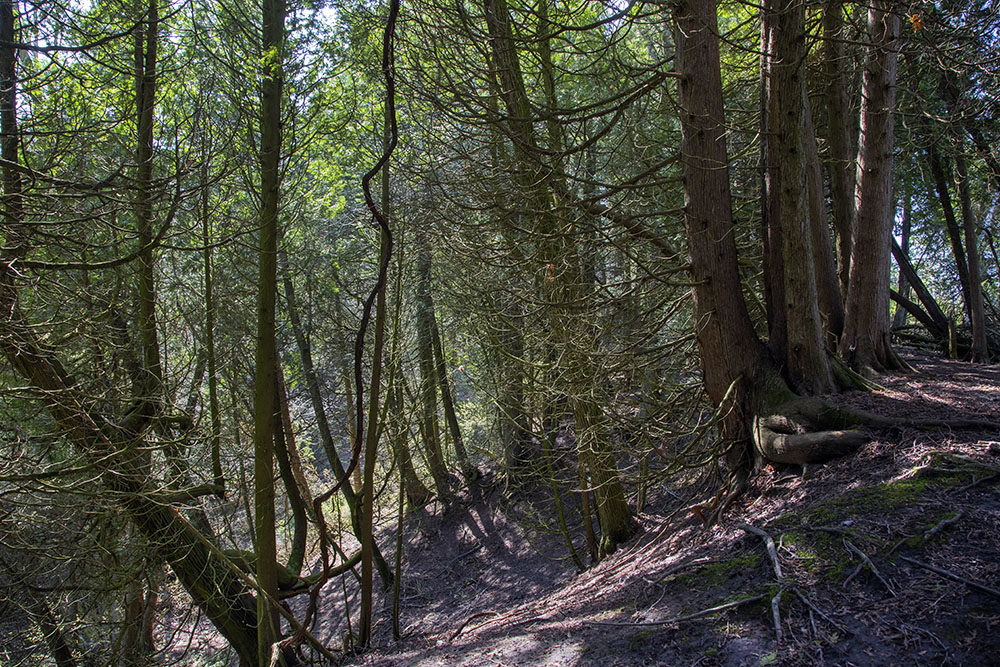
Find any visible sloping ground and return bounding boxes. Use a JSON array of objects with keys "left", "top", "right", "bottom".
[{"left": 331, "top": 354, "right": 1000, "bottom": 667}]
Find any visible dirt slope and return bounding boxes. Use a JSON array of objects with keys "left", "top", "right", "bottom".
[{"left": 317, "top": 355, "right": 1000, "bottom": 667}]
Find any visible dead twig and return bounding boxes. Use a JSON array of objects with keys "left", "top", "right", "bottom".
[
  {"left": 447, "top": 544, "right": 482, "bottom": 568},
  {"left": 792, "top": 589, "right": 851, "bottom": 635},
  {"left": 922, "top": 509, "right": 965, "bottom": 541},
  {"left": 641, "top": 556, "right": 728, "bottom": 585},
  {"left": 449, "top": 611, "right": 499, "bottom": 641},
  {"left": 899, "top": 556, "right": 1000, "bottom": 600},
  {"left": 843, "top": 539, "right": 896, "bottom": 596},
  {"left": 584, "top": 594, "right": 766, "bottom": 627}
]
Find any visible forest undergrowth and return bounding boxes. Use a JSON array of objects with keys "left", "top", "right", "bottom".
[{"left": 179, "top": 352, "right": 1000, "bottom": 667}]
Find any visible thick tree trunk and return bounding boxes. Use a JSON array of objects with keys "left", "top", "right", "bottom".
[
  {"left": 760, "top": 8, "right": 787, "bottom": 363},
  {"left": 766, "top": 0, "right": 835, "bottom": 393},
  {"left": 676, "top": 0, "right": 770, "bottom": 421},
  {"left": 676, "top": 0, "right": 865, "bottom": 472},
  {"left": 840, "top": 3, "right": 905, "bottom": 374}
]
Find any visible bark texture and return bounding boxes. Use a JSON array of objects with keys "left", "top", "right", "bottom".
[{"left": 840, "top": 3, "right": 904, "bottom": 374}]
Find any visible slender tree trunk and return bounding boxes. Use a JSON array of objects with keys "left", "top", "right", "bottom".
[
  {"left": 386, "top": 220, "right": 433, "bottom": 509},
  {"left": 273, "top": 370, "right": 307, "bottom": 577},
  {"left": 253, "top": 0, "right": 285, "bottom": 658},
  {"left": 893, "top": 177, "right": 912, "bottom": 328},
  {"left": 279, "top": 256, "right": 394, "bottom": 585},
  {"left": 431, "top": 316, "right": 478, "bottom": 482},
  {"left": 840, "top": 3, "right": 904, "bottom": 374},
  {"left": 415, "top": 239, "right": 452, "bottom": 500},
  {"left": 134, "top": 0, "right": 162, "bottom": 409},
  {"left": 805, "top": 92, "right": 845, "bottom": 342},
  {"left": 822, "top": 0, "right": 856, "bottom": 298},
  {"left": 955, "top": 150, "right": 989, "bottom": 361},
  {"left": 890, "top": 236, "right": 949, "bottom": 341},
  {"left": 200, "top": 115, "right": 224, "bottom": 495},
  {"left": 927, "top": 145, "right": 974, "bottom": 315}
]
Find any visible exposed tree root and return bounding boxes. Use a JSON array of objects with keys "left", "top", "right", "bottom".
[{"left": 751, "top": 394, "right": 1000, "bottom": 466}]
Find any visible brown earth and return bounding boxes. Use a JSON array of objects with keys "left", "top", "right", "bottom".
[{"left": 188, "top": 354, "right": 1000, "bottom": 666}]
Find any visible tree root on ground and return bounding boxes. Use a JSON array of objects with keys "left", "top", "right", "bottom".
[{"left": 752, "top": 396, "right": 1000, "bottom": 466}]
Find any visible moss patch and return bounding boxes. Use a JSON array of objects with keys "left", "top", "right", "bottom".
[{"left": 667, "top": 552, "right": 762, "bottom": 589}]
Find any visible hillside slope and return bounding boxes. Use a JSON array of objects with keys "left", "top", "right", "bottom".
[{"left": 321, "top": 355, "right": 1000, "bottom": 666}]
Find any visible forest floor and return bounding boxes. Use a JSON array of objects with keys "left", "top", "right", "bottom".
[
  {"left": 178, "top": 352, "right": 999, "bottom": 666},
  {"left": 308, "top": 352, "right": 1000, "bottom": 667}
]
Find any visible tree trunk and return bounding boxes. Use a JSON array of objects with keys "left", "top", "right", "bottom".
[
  {"left": 200, "top": 113, "right": 225, "bottom": 495},
  {"left": 927, "top": 145, "right": 974, "bottom": 317},
  {"left": 839, "top": 3, "right": 905, "bottom": 374},
  {"left": 675, "top": 0, "right": 865, "bottom": 470},
  {"left": 273, "top": 369, "right": 307, "bottom": 577},
  {"left": 676, "top": 0, "right": 769, "bottom": 425},
  {"left": 955, "top": 150, "right": 989, "bottom": 361},
  {"left": 0, "top": 0, "right": 23, "bottom": 254},
  {"left": 765, "top": 0, "right": 835, "bottom": 393},
  {"left": 431, "top": 315, "right": 478, "bottom": 482},
  {"left": 253, "top": 0, "right": 286, "bottom": 657},
  {"left": 760, "top": 6, "right": 786, "bottom": 363},
  {"left": 890, "top": 236, "right": 949, "bottom": 341},
  {"left": 892, "top": 177, "right": 913, "bottom": 328},
  {"left": 133, "top": 0, "right": 162, "bottom": 409},
  {"left": 822, "top": 0, "right": 856, "bottom": 298},
  {"left": 804, "top": 92, "right": 845, "bottom": 343},
  {"left": 415, "top": 238, "right": 452, "bottom": 501}
]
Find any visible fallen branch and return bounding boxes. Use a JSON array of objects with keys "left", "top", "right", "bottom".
[
  {"left": 448, "top": 544, "right": 482, "bottom": 568},
  {"left": 899, "top": 556, "right": 1000, "bottom": 600},
  {"left": 792, "top": 589, "right": 851, "bottom": 636},
  {"left": 584, "top": 594, "right": 766, "bottom": 627},
  {"left": 922, "top": 509, "right": 965, "bottom": 541},
  {"left": 770, "top": 588, "right": 784, "bottom": 642},
  {"left": 450, "top": 611, "right": 498, "bottom": 641},
  {"left": 737, "top": 522, "right": 783, "bottom": 580},
  {"left": 843, "top": 539, "right": 895, "bottom": 596}
]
